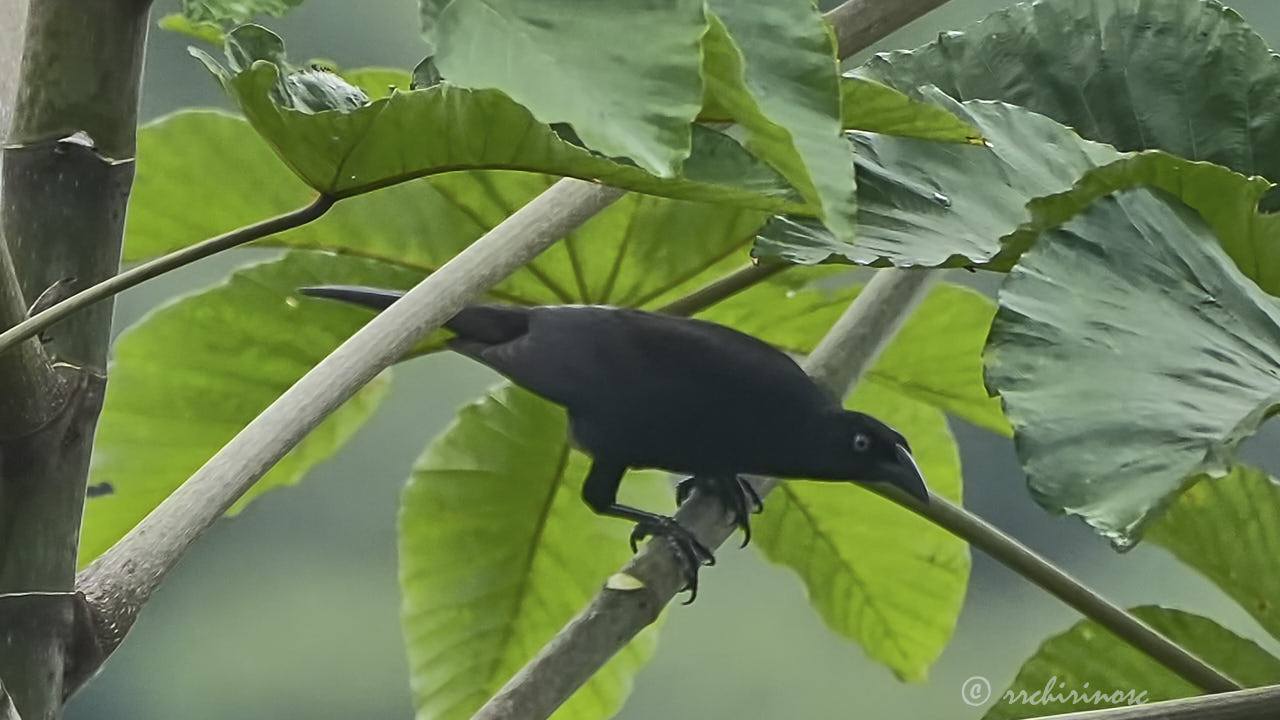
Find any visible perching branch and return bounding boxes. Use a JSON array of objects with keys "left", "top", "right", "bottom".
[
  {"left": 1022, "top": 684, "right": 1280, "bottom": 720},
  {"left": 71, "top": 178, "right": 625, "bottom": 684},
  {"left": 0, "top": 194, "right": 335, "bottom": 357}
]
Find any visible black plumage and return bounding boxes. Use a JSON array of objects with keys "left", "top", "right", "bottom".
[{"left": 300, "top": 286, "right": 929, "bottom": 600}]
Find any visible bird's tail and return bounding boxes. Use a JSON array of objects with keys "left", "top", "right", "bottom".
[
  {"left": 298, "top": 285, "right": 403, "bottom": 310},
  {"left": 299, "top": 286, "right": 530, "bottom": 346}
]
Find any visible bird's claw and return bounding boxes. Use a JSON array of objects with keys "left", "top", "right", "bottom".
[
  {"left": 629, "top": 516, "right": 714, "bottom": 604},
  {"left": 676, "top": 475, "right": 763, "bottom": 548}
]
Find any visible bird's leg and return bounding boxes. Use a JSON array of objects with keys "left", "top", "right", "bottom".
[
  {"left": 582, "top": 460, "right": 714, "bottom": 603},
  {"left": 675, "top": 474, "right": 764, "bottom": 548}
]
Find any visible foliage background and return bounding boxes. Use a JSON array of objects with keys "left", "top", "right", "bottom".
[{"left": 56, "top": 0, "right": 1280, "bottom": 718}]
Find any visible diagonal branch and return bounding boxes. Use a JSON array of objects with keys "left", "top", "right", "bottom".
[{"left": 72, "top": 178, "right": 625, "bottom": 685}]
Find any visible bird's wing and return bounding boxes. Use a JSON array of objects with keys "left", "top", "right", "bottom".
[{"left": 458, "top": 306, "right": 832, "bottom": 416}]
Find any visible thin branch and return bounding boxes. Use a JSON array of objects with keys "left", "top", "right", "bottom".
[
  {"left": 888, "top": 490, "right": 1239, "bottom": 694},
  {"left": 1020, "top": 684, "right": 1280, "bottom": 720},
  {"left": 826, "top": 0, "right": 951, "bottom": 60},
  {"left": 72, "top": 178, "right": 625, "bottom": 683},
  {"left": 0, "top": 194, "right": 336, "bottom": 357},
  {"left": 656, "top": 261, "right": 787, "bottom": 315},
  {"left": 0, "top": 678, "right": 20, "bottom": 720}
]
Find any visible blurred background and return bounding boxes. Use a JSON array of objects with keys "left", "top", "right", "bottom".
[{"left": 13, "top": 0, "right": 1276, "bottom": 717}]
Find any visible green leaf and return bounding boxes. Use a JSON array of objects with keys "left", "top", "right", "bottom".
[
  {"left": 181, "top": 0, "right": 304, "bottom": 24},
  {"left": 426, "top": 0, "right": 707, "bottom": 177},
  {"left": 983, "top": 606, "right": 1280, "bottom": 720},
  {"left": 194, "top": 27, "right": 800, "bottom": 207},
  {"left": 126, "top": 111, "right": 771, "bottom": 310},
  {"left": 699, "top": 273, "right": 1008, "bottom": 434},
  {"left": 125, "top": 111, "right": 315, "bottom": 263},
  {"left": 753, "top": 381, "right": 968, "bottom": 681},
  {"left": 755, "top": 94, "right": 1122, "bottom": 267},
  {"left": 839, "top": 75, "right": 984, "bottom": 144},
  {"left": 79, "top": 252, "right": 422, "bottom": 565},
  {"left": 1004, "top": 152, "right": 1280, "bottom": 293},
  {"left": 862, "top": 0, "right": 1280, "bottom": 181},
  {"left": 764, "top": 0, "right": 1280, "bottom": 269},
  {"left": 697, "top": 274, "right": 979, "bottom": 679},
  {"left": 1148, "top": 467, "right": 1280, "bottom": 642},
  {"left": 985, "top": 188, "right": 1280, "bottom": 547},
  {"left": 158, "top": 13, "right": 226, "bottom": 46},
  {"left": 400, "top": 384, "right": 670, "bottom": 720},
  {"left": 706, "top": 0, "right": 857, "bottom": 242}
]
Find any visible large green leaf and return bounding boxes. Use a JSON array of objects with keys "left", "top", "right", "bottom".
[
  {"left": 80, "top": 251, "right": 422, "bottom": 565},
  {"left": 399, "top": 384, "right": 670, "bottom": 720},
  {"left": 838, "top": 76, "right": 984, "bottom": 144},
  {"left": 703, "top": 0, "right": 856, "bottom": 242},
  {"left": 752, "top": 381, "right": 968, "bottom": 681},
  {"left": 125, "top": 111, "right": 313, "bottom": 263},
  {"left": 697, "top": 274, "right": 979, "bottom": 679},
  {"left": 754, "top": 94, "right": 1122, "bottom": 267},
  {"left": 983, "top": 606, "right": 1280, "bottom": 720},
  {"left": 699, "top": 272, "right": 1008, "bottom": 434},
  {"left": 863, "top": 0, "right": 1280, "bottom": 181},
  {"left": 423, "top": 0, "right": 706, "bottom": 177},
  {"left": 1148, "top": 467, "right": 1280, "bottom": 642},
  {"left": 985, "top": 187, "right": 1280, "bottom": 547},
  {"left": 193, "top": 27, "right": 799, "bottom": 208},
  {"left": 181, "top": 0, "right": 303, "bottom": 24},
  {"left": 762, "top": 0, "right": 1280, "bottom": 268},
  {"left": 126, "top": 111, "right": 771, "bottom": 309}
]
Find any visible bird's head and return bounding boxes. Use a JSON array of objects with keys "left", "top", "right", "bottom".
[{"left": 813, "top": 410, "right": 930, "bottom": 504}]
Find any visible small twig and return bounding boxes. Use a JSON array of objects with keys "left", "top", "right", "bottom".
[
  {"left": 1017, "top": 684, "right": 1280, "bottom": 720},
  {"left": 886, "top": 486, "right": 1240, "bottom": 693},
  {"left": 657, "top": 261, "right": 787, "bottom": 315},
  {"left": 0, "top": 194, "right": 336, "bottom": 357},
  {"left": 72, "top": 178, "right": 624, "bottom": 685}
]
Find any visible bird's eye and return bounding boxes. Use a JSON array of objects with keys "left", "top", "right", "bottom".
[{"left": 852, "top": 433, "right": 871, "bottom": 452}]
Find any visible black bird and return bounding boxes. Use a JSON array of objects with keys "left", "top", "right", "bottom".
[{"left": 300, "top": 286, "right": 929, "bottom": 600}]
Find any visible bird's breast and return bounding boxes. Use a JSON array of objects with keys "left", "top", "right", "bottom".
[{"left": 568, "top": 403, "right": 815, "bottom": 476}]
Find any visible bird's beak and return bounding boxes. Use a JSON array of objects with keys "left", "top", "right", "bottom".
[{"left": 888, "top": 444, "right": 930, "bottom": 504}]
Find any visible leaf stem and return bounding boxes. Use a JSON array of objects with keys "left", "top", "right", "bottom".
[
  {"left": 0, "top": 194, "right": 336, "bottom": 358},
  {"left": 657, "top": 261, "right": 787, "bottom": 315}
]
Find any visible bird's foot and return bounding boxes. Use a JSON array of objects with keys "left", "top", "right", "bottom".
[
  {"left": 676, "top": 474, "right": 764, "bottom": 548},
  {"left": 629, "top": 516, "right": 714, "bottom": 604}
]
